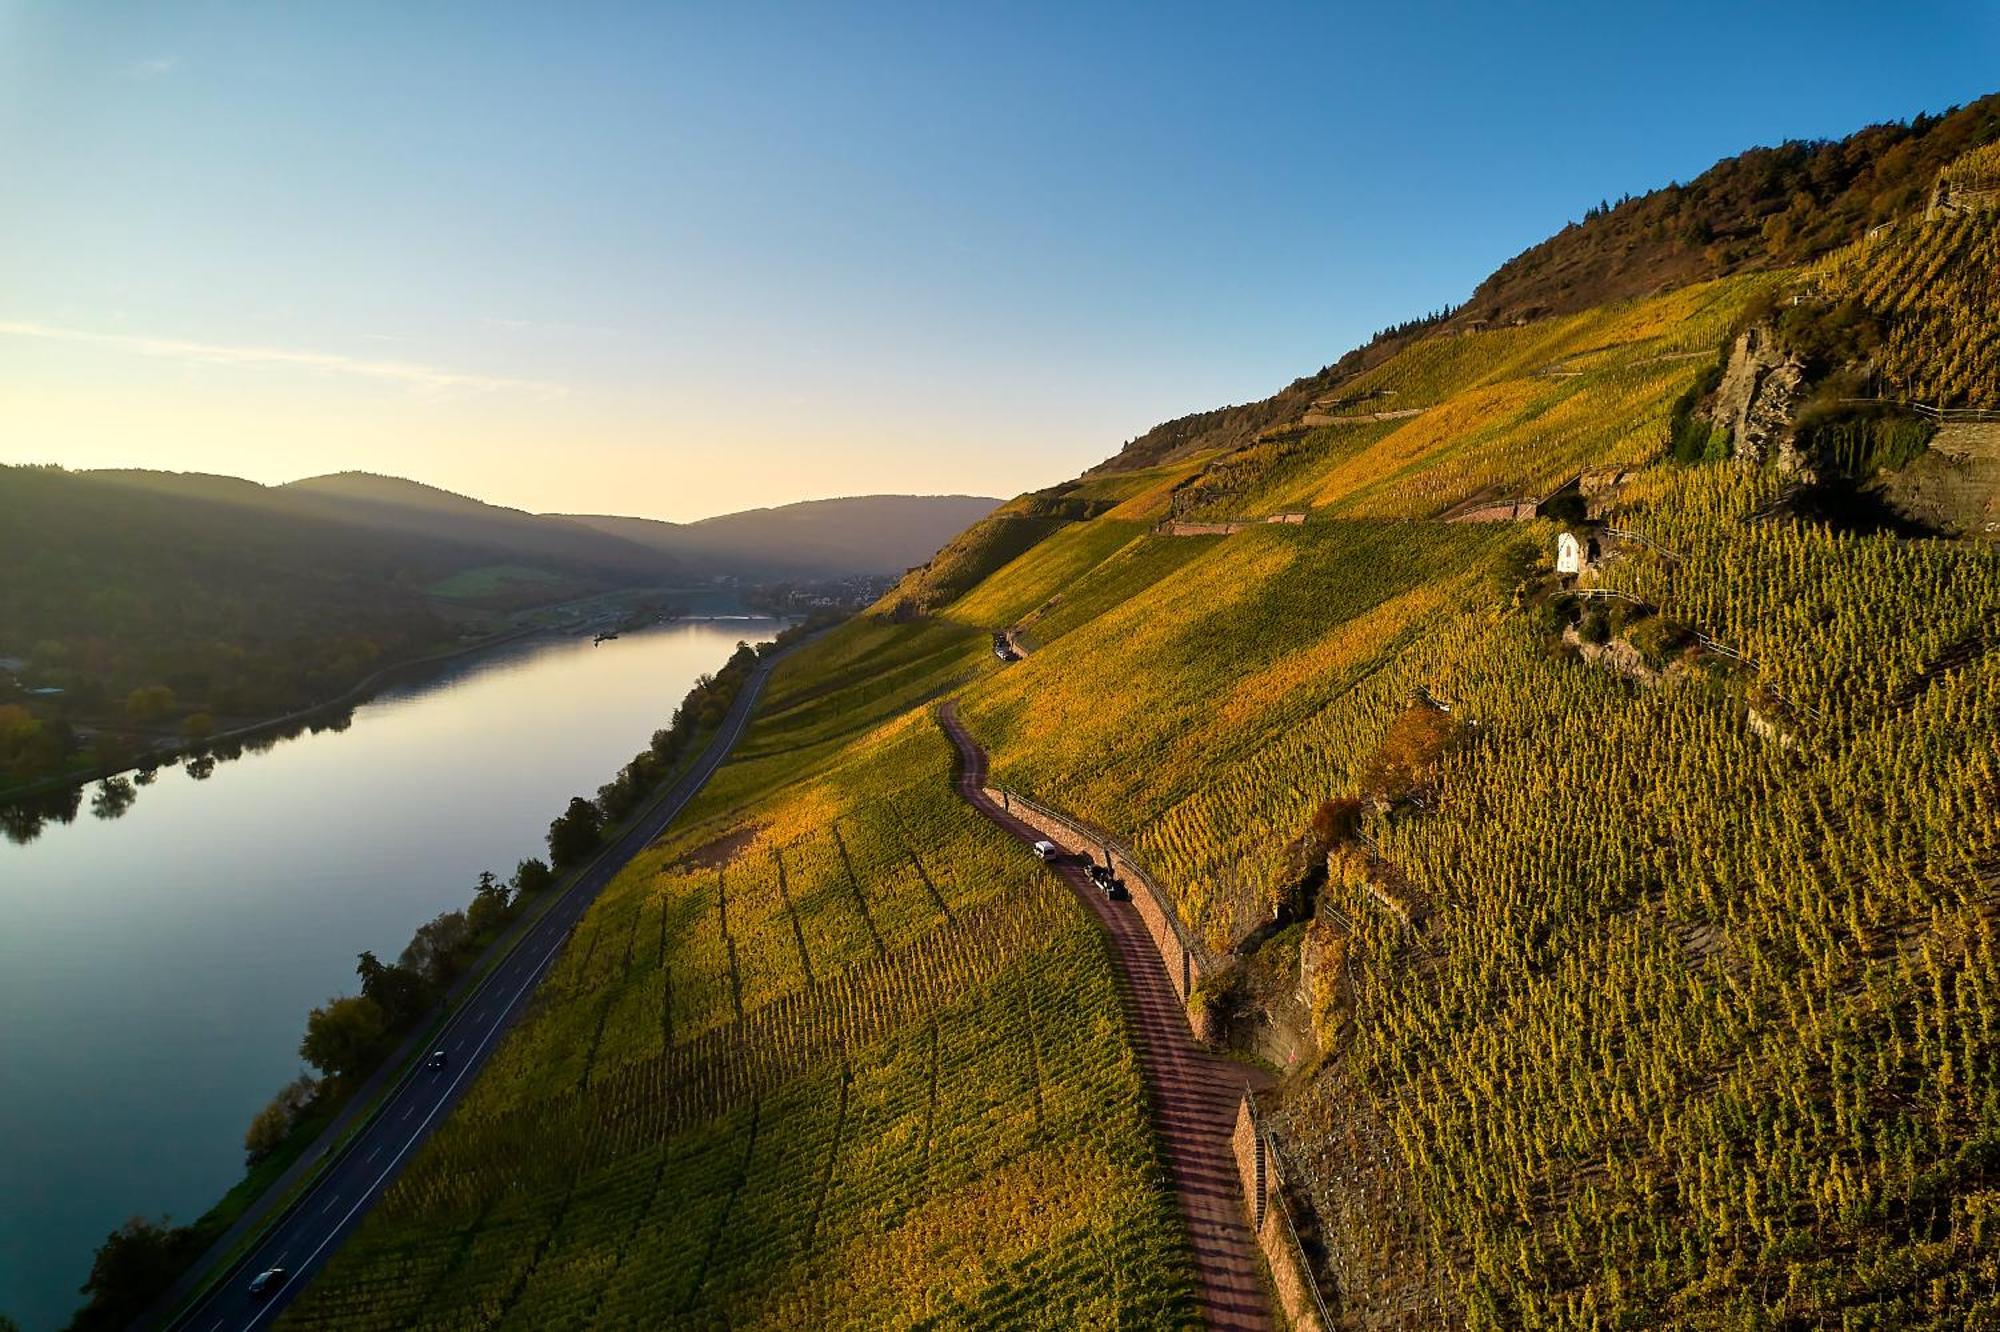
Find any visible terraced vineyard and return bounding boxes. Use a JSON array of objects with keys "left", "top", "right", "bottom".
[
  {"left": 1150, "top": 277, "right": 1772, "bottom": 529},
  {"left": 276, "top": 111, "right": 2000, "bottom": 1331},
  {"left": 1812, "top": 203, "right": 2000, "bottom": 408},
  {"left": 917, "top": 252, "right": 2000, "bottom": 1324},
  {"left": 281, "top": 661, "right": 1200, "bottom": 1329}
]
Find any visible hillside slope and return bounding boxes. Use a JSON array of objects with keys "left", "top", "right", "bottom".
[
  {"left": 1095, "top": 92, "right": 2000, "bottom": 475},
  {"left": 290, "top": 107, "right": 2000, "bottom": 1330}
]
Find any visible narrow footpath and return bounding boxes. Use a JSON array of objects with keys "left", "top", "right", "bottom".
[{"left": 938, "top": 703, "right": 1272, "bottom": 1331}]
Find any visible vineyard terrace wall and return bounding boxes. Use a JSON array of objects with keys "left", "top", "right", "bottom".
[{"left": 985, "top": 785, "right": 1211, "bottom": 1005}]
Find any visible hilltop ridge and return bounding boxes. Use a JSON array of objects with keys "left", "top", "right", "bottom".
[{"left": 1094, "top": 92, "right": 2000, "bottom": 476}]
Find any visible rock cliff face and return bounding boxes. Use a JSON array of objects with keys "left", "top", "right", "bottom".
[{"left": 1712, "top": 324, "right": 1808, "bottom": 470}]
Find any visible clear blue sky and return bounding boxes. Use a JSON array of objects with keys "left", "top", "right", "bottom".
[{"left": 2, "top": 1, "right": 1994, "bottom": 519}]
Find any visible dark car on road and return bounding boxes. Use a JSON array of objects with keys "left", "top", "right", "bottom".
[
  {"left": 426, "top": 1049, "right": 448, "bottom": 1071},
  {"left": 1087, "top": 863, "right": 1127, "bottom": 899},
  {"left": 248, "top": 1267, "right": 288, "bottom": 1299}
]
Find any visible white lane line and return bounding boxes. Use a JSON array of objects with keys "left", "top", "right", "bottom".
[
  {"left": 226, "top": 659, "right": 783, "bottom": 1330},
  {"left": 320, "top": 1196, "right": 339, "bottom": 1214},
  {"left": 366, "top": 1145, "right": 381, "bottom": 1163},
  {"left": 239, "top": 918, "right": 581, "bottom": 1330}
]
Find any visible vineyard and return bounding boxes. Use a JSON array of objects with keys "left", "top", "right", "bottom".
[
  {"left": 1160, "top": 276, "right": 1773, "bottom": 526},
  {"left": 279, "top": 659, "right": 1200, "bottom": 1329},
  {"left": 907, "top": 243, "right": 1997, "bottom": 1324},
  {"left": 269, "top": 113, "right": 2000, "bottom": 1329},
  {"left": 1811, "top": 199, "right": 2000, "bottom": 409}
]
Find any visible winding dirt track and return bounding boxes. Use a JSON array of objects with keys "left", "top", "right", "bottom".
[{"left": 938, "top": 703, "right": 1272, "bottom": 1330}]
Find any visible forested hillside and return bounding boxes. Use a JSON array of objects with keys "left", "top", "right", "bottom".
[
  {"left": 568, "top": 494, "right": 1001, "bottom": 579},
  {"left": 0, "top": 469, "right": 987, "bottom": 794},
  {"left": 289, "top": 107, "right": 1999, "bottom": 1328}
]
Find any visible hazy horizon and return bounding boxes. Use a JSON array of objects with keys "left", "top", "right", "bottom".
[
  {"left": 3, "top": 0, "right": 1995, "bottom": 520},
  {"left": 9, "top": 459, "right": 1004, "bottom": 526}
]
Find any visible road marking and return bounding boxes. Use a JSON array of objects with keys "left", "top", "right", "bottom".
[
  {"left": 237, "top": 910, "right": 591, "bottom": 1330},
  {"left": 202, "top": 657, "right": 788, "bottom": 1332},
  {"left": 365, "top": 1146, "right": 381, "bottom": 1163},
  {"left": 321, "top": 1196, "right": 339, "bottom": 1214}
]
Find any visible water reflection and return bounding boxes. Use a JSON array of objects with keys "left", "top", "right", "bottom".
[
  {"left": 89, "top": 777, "right": 135, "bottom": 820},
  {"left": 0, "top": 618, "right": 783, "bottom": 1331}
]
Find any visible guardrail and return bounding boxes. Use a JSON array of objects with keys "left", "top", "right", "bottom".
[{"left": 1836, "top": 397, "right": 2000, "bottom": 425}]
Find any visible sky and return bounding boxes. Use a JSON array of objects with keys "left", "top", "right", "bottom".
[{"left": 1, "top": 2, "right": 1995, "bottom": 522}]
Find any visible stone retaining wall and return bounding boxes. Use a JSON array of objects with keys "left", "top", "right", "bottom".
[
  {"left": 1235, "top": 1095, "right": 1333, "bottom": 1332},
  {"left": 988, "top": 788, "right": 1208, "bottom": 1003}
]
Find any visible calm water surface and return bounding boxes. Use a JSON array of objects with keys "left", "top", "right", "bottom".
[{"left": 0, "top": 618, "right": 784, "bottom": 1330}]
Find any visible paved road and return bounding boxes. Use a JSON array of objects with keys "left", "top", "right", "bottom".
[
  {"left": 938, "top": 703, "right": 1272, "bottom": 1331},
  {"left": 165, "top": 651, "right": 789, "bottom": 1331}
]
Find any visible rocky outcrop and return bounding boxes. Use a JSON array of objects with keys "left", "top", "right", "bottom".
[{"left": 1712, "top": 324, "right": 1808, "bottom": 470}]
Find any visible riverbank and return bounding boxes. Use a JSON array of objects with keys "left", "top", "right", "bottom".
[
  {"left": 151, "top": 625, "right": 813, "bottom": 1331},
  {"left": 0, "top": 617, "right": 794, "bottom": 1332},
  {"left": 0, "top": 586, "right": 725, "bottom": 812}
]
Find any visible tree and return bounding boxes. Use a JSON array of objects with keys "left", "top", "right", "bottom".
[
  {"left": 67, "top": 1216, "right": 197, "bottom": 1332},
  {"left": 466, "top": 870, "right": 512, "bottom": 937},
  {"left": 124, "top": 685, "right": 176, "bottom": 723},
  {"left": 181, "top": 712, "right": 215, "bottom": 742},
  {"left": 355, "top": 950, "right": 431, "bottom": 1028},
  {"left": 546, "top": 796, "right": 604, "bottom": 867},
  {"left": 400, "top": 910, "right": 472, "bottom": 988},
  {"left": 513, "top": 857, "right": 555, "bottom": 897},
  {"left": 243, "top": 1074, "right": 318, "bottom": 1164},
  {"left": 1308, "top": 796, "right": 1364, "bottom": 852},
  {"left": 1360, "top": 703, "right": 1457, "bottom": 803},
  {"left": 299, "top": 994, "right": 389, "bottom": 1083}
]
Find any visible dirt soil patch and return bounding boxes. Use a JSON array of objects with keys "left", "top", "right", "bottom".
[{"left": 678, "top": 822, "right": 764, "bottom": 871}]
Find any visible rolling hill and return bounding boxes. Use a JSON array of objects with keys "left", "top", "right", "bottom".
[
  {"left": 567, "top": 493, "right": 1002, "bottom": 579},
  {"left": 0, "top": 468, "right": 989, "bottom": 792},
  {"left": 284, "top": 96, "right": 2000, "bottom": 1329}
]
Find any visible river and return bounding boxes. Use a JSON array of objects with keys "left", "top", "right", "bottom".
[{"left": 0, "top": 617, "right": 787, "bottom": 1331}]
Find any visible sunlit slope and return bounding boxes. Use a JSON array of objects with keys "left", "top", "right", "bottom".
[
  {"left": 281, "top": 637, "right": 1199, "bottom": 1329},
  {"left": 286, "top": 212, "right": 2000, "bottom": 1327},
  {"left": 1174, "top": 277, "right": 1769, "bottom": 523},
  {"left": 960, "top": 519, "right": 1515, "bottom": 943},
  {"left": 1811, "top": 204, "right": 2000, "bottom": 408},
  {"left": 855, "top": 262, "right": 2000, "bottom": 1323}
]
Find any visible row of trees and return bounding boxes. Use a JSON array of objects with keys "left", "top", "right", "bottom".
[
  {"left": 292, "top": 861, "right": 555, "bottom": 1091},
  {"left": 59, "top": 626, "right": 807, "bottom": 1330}
]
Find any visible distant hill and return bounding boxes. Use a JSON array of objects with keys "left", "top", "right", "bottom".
[
  {"left": 567, "top": 494, "right": 1001, "bottom": 578},
  {"left": 280, "top": 471, "right": 688, "bottom": 582},
  {"left": 1, "top": 468, "right": 992, "bottom": 792}
]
